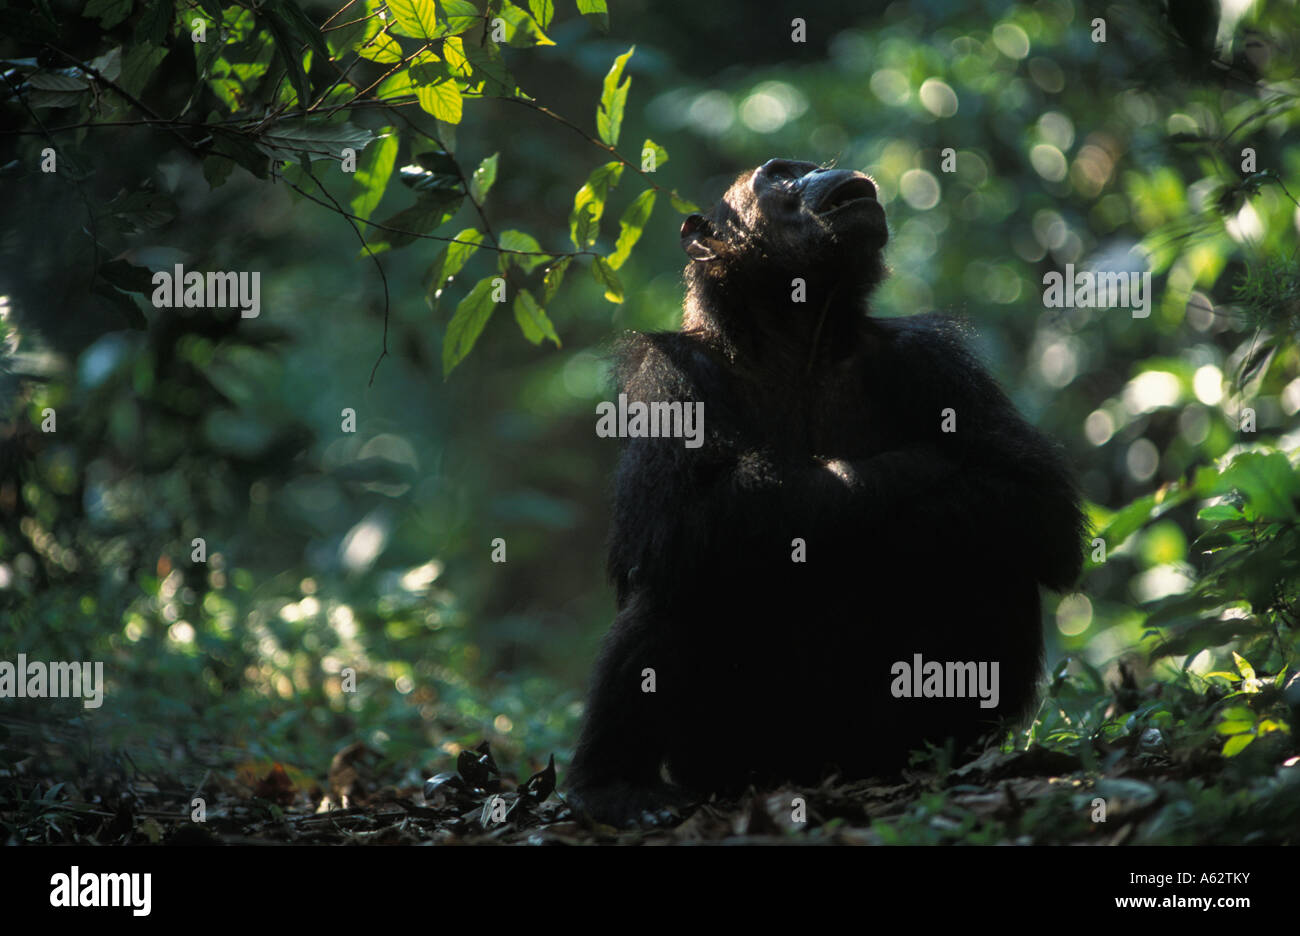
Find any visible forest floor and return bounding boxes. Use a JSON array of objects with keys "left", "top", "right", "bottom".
[{"left": 5, "top": 725, "right": 1296, "bottom": 845}]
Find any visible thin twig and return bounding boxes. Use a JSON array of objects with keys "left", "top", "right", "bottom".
[
  {"left": 275, "top": 171, "right": 585, "bottom": 257},
  {"left": 291, "top": 162, "right": 393, "bottom": 385}
]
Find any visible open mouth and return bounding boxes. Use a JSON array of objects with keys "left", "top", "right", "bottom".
[{"left": 816, "top": 177, "right": 878, "bottom": 213}]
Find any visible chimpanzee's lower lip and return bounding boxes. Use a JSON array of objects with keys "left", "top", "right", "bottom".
[
  {"left": 819, "top": 196, "right": 878, "bottom": 213},
  {"left": 816, "top": 178, "right": 880, "bottom": 213}
]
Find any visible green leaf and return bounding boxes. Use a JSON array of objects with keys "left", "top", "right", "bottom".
[
  {"left": 513, "top": 289, "right": 560, "bottom": 346},
  {"left": 26, "top": 73, "right": 89, "bottom": 92},
  {"left": 357, "top": 21, "right": 403, "bottom": 62},
  {"left": 271, "top": 0, "right": 331, "bottom": 64},
  {"left": 375, "top": 68, "right": 415, "bottom": 101},
  {"left": 569, "top": 161, "right": 624, "bottom": 248},
  {"left": 576, "top": 0, "right": 608, "bottom": 31},
  {"left": 28, "top": 89, "right": 85, "bottom": 109},
  {"left": 607, "top": 189, "right": 654, "bottom": 269},
  {"left": 1221, "top": 733, "right": 1254, "bottom": 757},
  {"left": 1196, "top": 502, "right": 1243, "bottom": 523},
  {"left": 443, "top": 277, "right": 500, "bottom": 376},
  {"left": 1094, "top": 494, "right": 1157, "bottom": 555},
  {"left": 1232, "top": 651, "right": 1256, "bottom": 681},
  {"left": 416, "top": 79, "right": 463, "bottom": 123},
  {"left": 528, "top": 0, "right": 554, "bottom": 29},
  {"left": 367, "top": 191, "right": 464, "bottom": 253},
  {"left": 1216, "top": 451, "right": 1299, "bottom": 521},
  {"left": 1216, "top": 720, "right": 1255, "bottom": 735},
  {"left": 191, "top": 21, "right": 224, "bottom": 77},
  {"left": 410, "top": 54, "right": 450, "bottom": 86},
  {"left": 259, "top": 121, "right": 374, "bottom": 162},
  {"left": 1143, "top": 593, "right": 1227, "bottom": 628},
  {"left": 572, "top": 203, "right": 596, "bottom": 248},
  {"left": 439, "top": 0, "right": 482, "bottom": 35},
  {"left": 83, "top": 0, "right": 133, "bottom": 29},
  {"left": 209, "top": 128, "right": 270, "bottom": 179},
  {"left": 597, "top": 46, "right": 633, "bottom": 146},
  {"left": 262, "top": 8, "right": 312, "bottom": 106},
  {"left": 496, "top": 230, "right": 547, "bottom": 273},
  {"left": 134, "top": 0, "right": 174, "bottom": 46},
  {"left": 207, "top": 23, "right": 274, "bottom": 112},
  {"left": 419, "top": 55, "right": 456, "bottom": 90},
  {"left": 442, "top": 36, "right": 471, "bottom": 77},
  {"left": 426, "top": 228, "right": 485, "bottom": 307},
  {"left": 669, "top": 191, "right": 700, "bottom": 213},
  {"left": 463, "top": 34, "right": 517, "bottom": 96},
  {"left": 592, "top": 256, "right": 623, "bottom": 303},
  {"left": 542, "top": 256, "right": 571, "bottom": 303},
  {"left": 470, "top": 153, "right": 498, "bottom": 202},
  {"left": 106, "top": 191, "right": 176, "bottom": 232},
  {"left": 388, "top": 0, "right": 441, "bottom": 38},
  {"left": 119, "top": 45, "right": 169, "bottom": 97},
  {"left": 641, "top": 137, "right": 668, "bottom": 172},
  {"left": 349, "top": 129, "right": 398, "bottom": 221},
  {"left": 402, "top": 151, "right": 462, "bottom": 193},
  {"left": 494, "top": 0, "right": 555, "bottom": 46},
  {"left": 327, "top": 8, "right": 370, "bottom": 57},
  {"left": 1148, "top": 617, "right": 1266, "bottom": 662}
]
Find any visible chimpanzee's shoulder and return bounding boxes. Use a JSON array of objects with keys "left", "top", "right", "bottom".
[
  {"left": 613, "top": 331, "right": 723, "bottom": 398},
  {"left": 870, "top": 312, "right": 976, "bottom": 357},
  {"left": 867, "top": 312, "right": 1005, "bottom": 403}
]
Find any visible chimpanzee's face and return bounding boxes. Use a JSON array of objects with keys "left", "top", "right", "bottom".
[
  {"left": 741, "top": 158, "right": 888, "bottom": 248},
  {"left": 681, "top": 158, "right": 888, "bottom": 281}
]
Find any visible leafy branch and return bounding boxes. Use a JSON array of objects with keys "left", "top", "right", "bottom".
[{"left": 0, "top": 0, "right": 684, "bottom": 378}]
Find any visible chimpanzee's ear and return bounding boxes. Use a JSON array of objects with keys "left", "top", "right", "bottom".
[{"left": 681, "top": 213, "right": 721, "bottom": 262}]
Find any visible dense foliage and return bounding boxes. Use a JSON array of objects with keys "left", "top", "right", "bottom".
[{"left": 0, "top": 0, "right": 1297, "bottom": 843}]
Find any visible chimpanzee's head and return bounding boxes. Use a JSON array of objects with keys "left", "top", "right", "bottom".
[{"left": 681, "top": 159, "right": 889, "bottom": 313}]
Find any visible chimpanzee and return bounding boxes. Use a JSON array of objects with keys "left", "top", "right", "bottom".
[{"left": 566, "top": 158, "right": 1086, "bottom": 827}]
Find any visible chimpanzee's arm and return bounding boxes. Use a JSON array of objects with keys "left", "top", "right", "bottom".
[{"left": 607, "top": 323, "right": 1085, "bottom": 598}]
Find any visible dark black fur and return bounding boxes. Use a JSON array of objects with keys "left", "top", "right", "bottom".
[{"left": 567, "top": 159, "right": 1086, "bottom": 826}]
